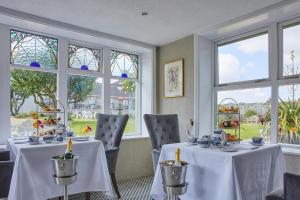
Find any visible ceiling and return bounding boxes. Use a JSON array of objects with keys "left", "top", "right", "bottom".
[{"left": 0, "top": 0, "right": 289, "bottom": 46}]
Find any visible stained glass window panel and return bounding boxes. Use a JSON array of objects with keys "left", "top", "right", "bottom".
[
  {"left": 69, "top": 44, "right": 101, "bottom": 71},
  {"left": 10, "top": 30, "right": 58, "bottom": 69},
  {"left": 111, "top": 50, "right": 138, "bottom": 79}
]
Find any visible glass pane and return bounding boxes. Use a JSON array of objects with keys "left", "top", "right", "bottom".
[
  {"left": 218, "top": 34, "right": 268, "bottom": 84},
  {"left": 110, "top": 79, "right": 137, "bottom": 134},
  {"left": 10, "top": 30, "right": 58, "bottom": 69},
  {"left": 67, "top": 75, "right": 102, "bottom": 136},
  {"left": 278, "top": 84, "right": 300, "bottom": 144},
  {"left": 111, "top": 50, "right": 138, "bottom": 79},
  {"left": 217, "top": 87, "right": 271, "bottom": 141},
  {"left": 69, "top": 44, "right": 101, "bottom": 71},
  {"left": 283, "top": 24, "right": 300, "bottom": 76},
  {"left": 10, "top": 69, "right": 57, "bottom": 137}
]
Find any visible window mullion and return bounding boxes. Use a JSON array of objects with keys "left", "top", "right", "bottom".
[
  {"left": 58, "top": 38, "right": 68, "bottom": 126},
  {"left": 269, "top": 23, "right": 279, "bottom": 144},
  {"left": 103, "top": 48, "right": 111, "bottom": 114}
]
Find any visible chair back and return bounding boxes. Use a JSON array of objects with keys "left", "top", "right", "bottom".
[
  {"left": 144, "top": 114, "right": 180, "bottom": 151},
  {"left": 95, "top": 114, "right": 129, "bottom": 150},
  {"left": 0, "top": 151, "right": 10, "bottom": 161},
  {"left": 285, "top": 172, "right": 300, "bottom": 200},
  {"left": 0, "top": 151, "right": 14, "bottom": 198}
]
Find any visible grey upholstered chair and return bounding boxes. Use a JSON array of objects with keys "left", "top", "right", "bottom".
[
  {"left": 95, "top": 114, "right": 129, "bottom": 199},
  {"left": 143, "top": 114, "right": 180, "bottom": 172},
  {"left": 0, "top": 151, "right": 14, "bottom": 199},
  {"left": 266, "top": 172, "right": 300, "bottom": 200}
]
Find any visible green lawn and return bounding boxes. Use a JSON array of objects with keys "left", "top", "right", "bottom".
[
  {"left": 69, "top": 119, "right": 136, "bottom": 136},
  {"left": 223, "top": 123, "right": 266, "bottom": 140}
]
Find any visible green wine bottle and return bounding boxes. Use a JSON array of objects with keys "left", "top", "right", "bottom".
[{"left": 64, "top": 138, "right": 73, "bottom": 159}]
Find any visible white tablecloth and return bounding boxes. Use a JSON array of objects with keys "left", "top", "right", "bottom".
[
  {"left": 7, "top": 139, "right": 113, "bottom": 200},
  {"left": 150, "top": 143, "right": 286, "bottom": 200}
]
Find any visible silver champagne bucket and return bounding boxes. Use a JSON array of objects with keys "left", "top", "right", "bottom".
[
  {"left": 51, "top": 155, "right": 79, "bottom": 200},
  {"left": 51, "top": 155, "right": 78, "bottom": 178},
  {"left": 160, "top": 160, "right": 188, "bottom": 187}
]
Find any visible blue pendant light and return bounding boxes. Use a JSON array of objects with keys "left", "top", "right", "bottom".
[
  {"left": 30, "top": 61, "right": 40, "bottom": 68},
  {"left": 121, "top": 72, "right": 128, "bottom": 78},
  {"left": 80, "top": 65, "right": 89, "bottom": 70}
]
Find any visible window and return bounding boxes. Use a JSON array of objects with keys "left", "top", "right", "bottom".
[
  {"left": 215, "top": 23, "right": 300, "bottom": 146},
  {"left": 215, "top": 30, "right": 272, "bottom": 142},
  {"left": 110, "top": 79, "right": 137, "bottom": 134},
  {"left": 217, "top": 88, "right": 271, "bottom": 141},
  {"left": 283, "top": 23, "right": 300, "bottom": 77},
  {"left": 68, "top": 44, "right": 101, "bottom": 71},
  {"left": 10, "top": 30, "right": 58, "bottom": 137},
  {"left": 111, "top": 50, "right": 139, "bottom": 79},
  {"left": 217, "top": 33, "right": 269, "bottom": 84},
  {"left": 110, "top": 50, "right": 139, "bottom": 134},
  {"left": 10, "top": 69, "right": 57, "bottom": 137},
  {"left": 67, "top": 75, "right": 102, "bottom": 135},
  {"left": 278, "top": 84, "right": 300, "bottom": 144},
  {"left": 3, "top": 27, "right": 150, "bottom": 142},
  {"left": 10, "top": 30, "right": 58, "bottom": 69}
]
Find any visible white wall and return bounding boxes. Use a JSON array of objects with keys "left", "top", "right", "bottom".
[
  {"left": 156, "top": 35, "right": 194, "bottom": 141},
  {"left": 197, "top": 36, "right": 214, "bottom": 136},
  {"left": 0, "top": 25, "right": 10, "bottom": 144}
]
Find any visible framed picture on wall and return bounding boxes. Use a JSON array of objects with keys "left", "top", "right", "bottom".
[{"left": 164, "top": 59, "right": 184, "bottom": 97}]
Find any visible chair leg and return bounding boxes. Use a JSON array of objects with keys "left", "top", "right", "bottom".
[
  {"left": 85, "top": 192, "right": 91, "bottom": 200},
  {"left": 110, "top": 173, "right": 121, "bottom": 199}
]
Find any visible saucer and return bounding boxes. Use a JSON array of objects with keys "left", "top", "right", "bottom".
[
  {"left": 28, "top": 141, "right": 43, "bottom": 145},
  {"left": 73, "top": 136, "right": 89, "bottom": 141},
  {"left": 250, "top": 142, "right": 264, "bottom": 146},
  {"left": 221, "top": 147, "right": 238, "bottom": 152}
]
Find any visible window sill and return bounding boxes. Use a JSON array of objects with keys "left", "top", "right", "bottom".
[
  {"left": 122, "top": 134, "right": 149, "bottom": 141},
  {"left": 0, "top": 144, "right": 6, "bottom": 151},
  {"left": 281, "top": 144, "right": 300, "bottom": 156}
]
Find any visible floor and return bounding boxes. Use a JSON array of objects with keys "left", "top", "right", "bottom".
[{"left": 53, "top": 176, "right": 154, "bottom": 200}]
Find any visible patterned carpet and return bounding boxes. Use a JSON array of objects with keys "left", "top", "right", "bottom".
[{"left": 53, "top": 176, "right": 154, "bottom": 200}]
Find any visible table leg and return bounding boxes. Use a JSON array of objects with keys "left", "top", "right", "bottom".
[{"left": 85, "top": 192, "right": 91, "bottom": 200}]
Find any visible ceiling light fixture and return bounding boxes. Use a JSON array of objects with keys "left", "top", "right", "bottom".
[{"left": 141, "top": 10, "right": 149, "bottom": 16}]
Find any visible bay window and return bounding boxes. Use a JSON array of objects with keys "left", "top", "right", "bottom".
[
  {"left": 8, "top": 29, "right": 144, "bottom": 138},
  {"left": 215, "top": 20, "right": 300, "bottom": 145}
]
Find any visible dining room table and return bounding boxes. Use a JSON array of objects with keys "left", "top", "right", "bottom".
[
  {"left": 150, "top": 142, "right": 286, "bottom": 200},
  {"left": 6, "top": 137, "right": 113, "bottom": 200}
]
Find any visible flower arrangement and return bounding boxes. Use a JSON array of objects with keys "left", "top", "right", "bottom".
[
  {"left": 82, "top": 126, "right": 92, "bottom": 135},
  {"left": 32, "top": 119, "right": 44, "bottom": 136}
]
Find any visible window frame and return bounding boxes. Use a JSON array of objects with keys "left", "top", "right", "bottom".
[
  {"left": 68, "top": 41, "right": 103, "bottom": 74},
  {"left": 10, "top": 29, "right": 59, "bottom": 70},
  {"left": 278, "top": 17, "right": 300, "bottom": 81},
  {"left": 109, "top": 48, "right": 141, "bottom": 135},
  {"left": 8, "top": 28, "right": 144, "bottom": 138},
  {"left": 215, "top": 28, "right": 270, "bottom": 87},
  {"left": 214, "top": 19, "right": 300, "bottom": 146}
]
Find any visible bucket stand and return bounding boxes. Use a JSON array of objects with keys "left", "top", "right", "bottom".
[{"left": 53, "top": 173, "right": 77, "bottom": 200}]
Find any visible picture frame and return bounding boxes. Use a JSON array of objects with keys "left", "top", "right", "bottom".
[{"left": 164, "top": 59, "right": 184, "bottom": 97}]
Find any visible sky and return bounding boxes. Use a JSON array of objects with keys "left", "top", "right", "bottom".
[{"left": 218, "top": 27, "right": 300, "bottom": 104}]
